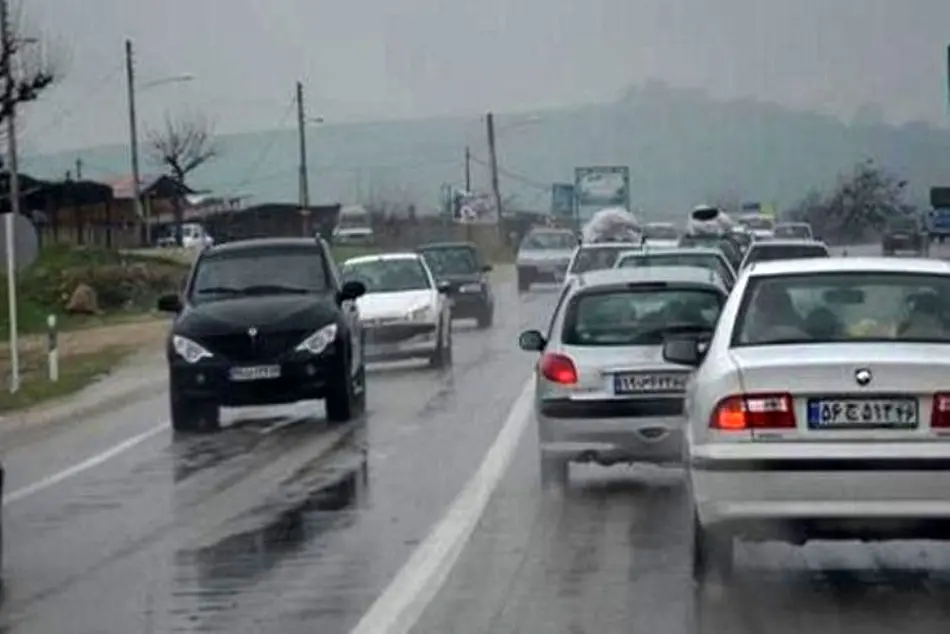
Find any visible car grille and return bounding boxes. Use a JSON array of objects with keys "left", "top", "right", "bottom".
[
  {"left": 201, "top": 330, "right": 310, "bottom": 362},
  {"left": 365, "top": 324, "right": 434, "bottom": 344}
]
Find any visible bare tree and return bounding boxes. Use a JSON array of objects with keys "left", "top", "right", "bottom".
[{"left": 147, "top": 111, "right": 218, "bottom": 245}]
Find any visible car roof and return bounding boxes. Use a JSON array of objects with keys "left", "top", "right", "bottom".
[
  {"left": 623, "top": 246, "right": 725, "bottom": 257},
  {"left": 748, "top": 256, "right": 950, "bottom": 277},
  {"left": 205, "top": 237, "right": 325, "bottom": 254},
  {"left": 748, "top": 239, "right": 826, "bottom": 248},
  {"left": 578, "top": 242, "right": 642, "bottom": 249},
  {"left": 342, "top": 251, "right": 422, "bottom": 266},
  {"left": 775, "top": 221, "right": 810, "bottom": 227},
  {"left": 417, "top": 241, "right": 478, "bottom": 250},
  {"left": 575, "top": 265, "right": 727, "bottom": 293}
]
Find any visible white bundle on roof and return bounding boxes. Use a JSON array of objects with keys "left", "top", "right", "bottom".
[
  {"left": 686, "top": 204, "right": 734, "bottom": 235},
  {"left": 581, "top": 207, "right": 643, "bottom": 244}
]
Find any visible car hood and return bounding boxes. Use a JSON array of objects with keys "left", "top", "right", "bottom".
[
  {"left": 356, "top": 289, "right": 435, "bottom": 320},
  {"left": 177, "top": 294, "right": 339, "bottom": 338},
  {"left": 517, "top": 248, "right": 574, "bottom": 263},
  {"left": 434, "top": 272, "right": 483, "bottom": 284}
]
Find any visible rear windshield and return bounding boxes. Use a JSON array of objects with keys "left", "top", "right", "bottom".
[
  {"left": 562, "top": 287, "right": 724, "bottom": 346},
  {"left": 644, "top": 225, "right": 678, "bottom": 240},
  {"left": 419, "top": 247, "right": 480, "bottom": 275},
  {"left": 743, "top": 216, "right": 775, "bottom": 231},
  {"left": 568, "top": 246, "right": 631, "bottom": 274},
  {"left": 522, "top": 231, "right": 576, "bottom": 250},
  {"left": 744, "top": 243, "right": 828, "bottom": 265},
  {"left": 732, "top": 272, "right": 950, "bottom": 346},
  {"left": 774, "top": 224, "right": 811, "bottom": 239},
  {"left": 617, "top": 252, "right": 735, "bottom": 286}
]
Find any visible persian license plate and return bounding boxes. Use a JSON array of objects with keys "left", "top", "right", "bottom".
[
  {"left": 807, "top": 397, "right": 918, "bottom": 429},
  {"left": 613, "top": 372, "right": 688, "bottom": 395},
  {"left": 229, "top": 365, "right": 281, "bottom": 382}
]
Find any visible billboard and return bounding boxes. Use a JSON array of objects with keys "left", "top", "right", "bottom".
[
  {"left": 574, "top": 166, "right": 630, "bottom": 221},
  {"left": 550, "top": 183, "right": 575, "bottom": 217},
  {"left": 454, "top": 191, "right": 498, "bottom": 224}
]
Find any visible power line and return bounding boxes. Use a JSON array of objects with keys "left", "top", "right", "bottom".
[
  {"left": 219, "top": 94, "right": 297, "bottom": 196},
  {"left": 468, "top": 153, "right": 549, "bottom": 191}
]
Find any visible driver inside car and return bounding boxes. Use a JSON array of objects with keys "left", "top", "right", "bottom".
[{"left": 898, "top": 292, "right": 947, "bottom": 339}]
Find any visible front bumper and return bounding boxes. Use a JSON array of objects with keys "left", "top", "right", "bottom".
[
  {"left": 363, "top": 322, "right": 438, "bottom": 361},
  {"left": 537, "top": 397, "right": 685, "bottom": 465},
  {"left": 691, "top": 443, "right": 950, "bottom": 541}
]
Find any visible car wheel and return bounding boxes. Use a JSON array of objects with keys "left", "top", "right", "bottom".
[
  {"left": 170, "top": 392, "right": 220, "bottom": 433},
  {"left": 351, "top": 333, "right": 367, "bottom": 414},
  {"left": 326, "top": 350, "right": 356, "bottom": 423},
  {"left": 691, "top": 511, "right": 734, "bottom": 582},
  {"left": 540, "top": 454, "right": 568, "bottom": 488}
]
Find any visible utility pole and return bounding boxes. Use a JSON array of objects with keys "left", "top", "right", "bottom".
[
  {"left": 485, "top": 112, "right": 503, "bottom": 239},
  {"left": 464, "top": 145, "right": 471, "bottom": 192},
  {"left": 75, "top": 157, "right": 82, "bottom": 180},
  {"left": 1, "top": 0, "right": 19, "bottom": 392},
  {"left": 125, "top": 39, "right": 146, "bottom": 245},
  {"left": 296, "top": 80, "right": 311, "bottom": 235}
]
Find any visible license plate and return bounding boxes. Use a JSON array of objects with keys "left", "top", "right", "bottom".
[
  {"left": 807, "top": 397, "right": 918, "bottom": 429},
  {"left": 229, "top": 365, "right": 281, "bottom": 381},
  {"left": 613, "top": 372, "right": 688, "bottom": 395}
]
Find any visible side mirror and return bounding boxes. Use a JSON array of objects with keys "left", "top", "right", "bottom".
[
  {"left": 437, "top": 280, "right": 454, "bottom": 294},
  {"left": 339, "top": 280, "right": 366, "bottom": 302},
  {"left": 482, "top": 264, "right": 493, "bottom": 272},
  {"left": 157, "top": 293, "right": 183, "bottom": 313},
  {"left": 662, "top": 336, "right": 703, "bottom": 367},
  {"left": 518, "top": 329, "right": 546, "bottom": 352}
]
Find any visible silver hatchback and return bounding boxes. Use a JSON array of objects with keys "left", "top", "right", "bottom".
[{"left": 518, "top": 266, "right": 728, "bottom": 486}]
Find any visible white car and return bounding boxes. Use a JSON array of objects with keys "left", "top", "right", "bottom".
[
  {"left": 516, "top": 228, "right": 578, "bottom": 291},
  {"left": 642, "top": 221, "right": 680, "bottom": 248},
  {"left": 738, "top": 214, "right": 775, "bottom": 241},
  {"left": 737, "top": 239, "right": 829, "bottom": 271},
  {"left": 341, "top": 253, "right": 453, "bottom": 368},
  {"left": 615, "top": 246, "right": 737, "bottom": 291},
  {"left": 666, "top": 257, "right": 950, "bottom": 581},
  {"left": 562, "top": 242, "right": 642, "bottom": 288},
  {"left": 518, "top": 266, "right": 728, "bottom": 486}
]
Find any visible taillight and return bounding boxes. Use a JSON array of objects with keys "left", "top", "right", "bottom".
[
  {"left": 539, "top": 353, "right": 578, "bottom": 385},
  {"left": 711, "top": 393, "right": 796, "bottom": 430},
  {"left": 932, "top": 393, "right": 950, "bottom": 427}
]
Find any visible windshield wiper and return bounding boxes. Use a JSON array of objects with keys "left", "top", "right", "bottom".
[
  {"left": 196, "top": 286, "right": 243, "bottom": 295},
  {"left": 238, "top": 284, "right": 313, "bottom": 295}
]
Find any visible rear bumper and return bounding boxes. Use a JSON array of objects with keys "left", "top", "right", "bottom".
[
  {"left": 518, "top": 264, "right": 567, "bottom": 283},
  {"left": 691, "top": 445, "right": 950, "bottom": 540},
  {"left": 450, "top": 292, "right": 490, "bottom": 318}
]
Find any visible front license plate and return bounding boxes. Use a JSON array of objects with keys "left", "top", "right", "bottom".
[
  {"left": 613, "top": 372, "right": 688, "bottom": 395},
  {"left": 229, "top": 365, "right": 281, "bottom": 382},
  {"left": 807, "top": 397, "right": 918, "bottom": 429}
]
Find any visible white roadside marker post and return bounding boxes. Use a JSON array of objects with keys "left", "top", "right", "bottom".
[{"left": 46, "top": 314, "right": 58, "bottom": 382}]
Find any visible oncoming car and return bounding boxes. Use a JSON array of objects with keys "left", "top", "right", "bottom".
[
  {"left": 341, "top": 253, "right": 453, "bottom": 368},
  {"left": 157, "top": 238, "right": 367, "bottom": 432},
  {"left": 418, "top": 241, "right": 495, "bottom": 328},
  {"left": 563, "top": 242, "right": 642, "bottom": 287},
  {"left": 518, "top": 266, "right": 728, "bottom": 486},
  {"left": 615, "top": 246, "right": 736, "bottom": 290},
  {"left": 738, "top": 239, "right": 829, "bottom": 271},
  {"left": 664, "top": 257, "right": 950, "bottom": 581}
]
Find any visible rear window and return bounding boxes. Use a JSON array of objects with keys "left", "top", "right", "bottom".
[
  {"left": 644, "top": 225, "right": 678, "bottom": 240},
  {"left": 522, "top": 231, "right": 576, "bottom": 250},
  {"left": 617, "top": 252, "right": 734, "bottom": 286},
  {"left": 568, "top": 246, "right": 630, "bottom": 274},
  {"left": 562, "top": 287, "right": 724, "bottom": 346},
  {"left": 774, "top": 224, "right": 811, "bottom": 239},
  {"left": 419, "top": 246, "right": 480, "bottom": 275},
  {"left": 744, "top": 244, "right": 828, "bottom": 266},
  {"left": 743, "top": 216, "right": 775, "bottom": 231},
  {"left": 732, "top": 272, "right": 950, "bottom": 346}
]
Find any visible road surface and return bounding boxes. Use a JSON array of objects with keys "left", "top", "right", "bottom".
[{"left": 4, "top": 244, "right": 947, "bottom": 634}]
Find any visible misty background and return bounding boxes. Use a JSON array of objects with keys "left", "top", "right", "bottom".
[{"left": 12, "top": 0, "right": 950, "bottom": 215}]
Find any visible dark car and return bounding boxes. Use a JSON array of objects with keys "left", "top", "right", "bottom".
[
  {"left": 156, "top": 237, "right": 367, "bottom": 432},
  {"left": 418, "top": 241, "right": 495, "bottom": 328},
  {"left": 883, "top": 216, "right": 928, "bottom": 256}
]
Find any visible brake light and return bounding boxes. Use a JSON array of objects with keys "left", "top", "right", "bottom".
[
  {"left": 931, "top": 393, "right": 950, "bottom": 427},
  {"left": 540, "top": 353, "right": 578, "bottom": 385},
  {"left": 711, "top": 393, "right": 796, "bottom": 430}
]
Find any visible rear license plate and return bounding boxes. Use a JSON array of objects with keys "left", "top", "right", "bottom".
[
  {"left": 807, "top": 397, "right": 918, "bottom": 429},
  {"left": 613, "top": 372, "right": 688, "bottom": 395},
  {"left": 229, "top": 365, "right": 281, "bottom": 382}
]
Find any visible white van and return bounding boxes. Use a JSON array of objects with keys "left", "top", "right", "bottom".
[{"left": 333, "top": 205, "right": 375, "bottom": 245}]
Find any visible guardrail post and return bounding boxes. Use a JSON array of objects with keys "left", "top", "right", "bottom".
[{"left": 47, "top": 314, "right": 59, "bottom": 382}]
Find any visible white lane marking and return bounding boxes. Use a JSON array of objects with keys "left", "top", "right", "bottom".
[
  {"left": 350, "top": 377, "right": 534, "bottom": 634},
  {"left": 3, "top": 424, "right": 166, "bottom": 506}
]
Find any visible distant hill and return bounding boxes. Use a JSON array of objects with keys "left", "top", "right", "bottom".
[{"left": 20, "top": 80, "right": 950, "bottom": 220}]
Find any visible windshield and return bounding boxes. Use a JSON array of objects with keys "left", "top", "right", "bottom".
[
  {"left": 568, "top": 245, "right": 631, "bottom": 274},
  {"left": 522, "top": 231, "right": 576, "bottom": 250},
  {"left": 562, "top": 288, "right": 723, "bottom": 346},
  {"left": 774, "top": 224, "right": 812, "bottom": 239},
  {"left": 616, "top": 252, "right": 734, "bottom": 286},
  {"left": 644, "top": 224, "right": 679, "bottom": 240},
  {"left": 419, "top": 247, "right": 480, "bottom": 275},
  {"left": 734, "top": 272, "right": 950, "bottom": 346},
  {"left": 189, "top": 247, "right": 329, "bottom": 299},
  {"left": 341, "top": 257, "right": 431, "bottom": 292},
  {"left": 743, "top": 243, "right": 828, "bottom": 266}
]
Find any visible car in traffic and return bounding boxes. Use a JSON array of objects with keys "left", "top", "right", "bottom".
[
  {"left": 562, "top": 242, "right": 642, "bottom": 287},
  {"left": 642, "top": 222, "right": 680, "bottom": 248},
  {"left": 679, "top": 233, "right": 745, "bottom": 270},
  {"left": 341, "top": 252, "right": 454, "bottom": 368},
  {"left": 516, "top": 227, "right": 578, "bottom": 291},
  {"left": 773, "top": 222, "right": 813, "bottom": 240},
  {"left": 157, "top": 237, "right": 368, "bottom": 432},
  {"left": 882, "top": 215, "right": 928, "bottom": 256},
  {"left": 737, "top": 214, "right": 776, "bottom": 240},
  {"left": 418, "top": 241, "right": 494, "bottom": 328},
  {"left": 738, "top": 238, "right": 829, "bottom": 271},
  {"left": 615, "top": 246, "right": 737, "bottom": 290},
  {"left": 518, "top": 266, "right": 728, "bottom": 486},
  {"left": 665, "top": 256, "right": 950, "bottom": 581}
]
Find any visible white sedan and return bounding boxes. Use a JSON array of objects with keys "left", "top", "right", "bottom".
[
  {"left": 341, "top": 252, "right": 453, "bottom": 368},
  {"left": 665, "top": 256, "right": 950, "bottom": 581}
]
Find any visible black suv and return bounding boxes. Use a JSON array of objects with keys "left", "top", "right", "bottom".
[
  {"left": 156, "top": 237, "right": 367, "bottom": 432},
  {"left": 418, "top": 241, "right": 494, "bottom": 328},
  {"left": 882, "top": 215, "right": 928, "bottom": 256}
]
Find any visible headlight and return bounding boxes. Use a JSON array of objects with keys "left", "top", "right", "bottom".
[
  {"left": 295, "top": 323, "right": 338, "bottom": 355},
  {"left": 407, "top": 304, "right": 435, "bottom": 322},
  {"left": 172, "top": 335, "right": 213, "bottom": 364},
  {"left": 459, "top": 282, "right": 482, "bottom": 293}
]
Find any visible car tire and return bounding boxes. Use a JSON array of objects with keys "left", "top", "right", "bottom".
[
  {"left": 170, "top": 392, "right": 220, "bottom": 433},
  {"left": 326, "top": 350, "right": 357, "bottom": 424},
  {"left": 430, "top": 316, "right": 453, "bottom": 368},
  {"left": 691, "top": 511, "right": 734, "bottom": 582},
  {"left": 540, "top": 454, "right": 568, "bottom": 488},
  {"left": 351, "top": 332, "right": 367, "bottom": 415}
]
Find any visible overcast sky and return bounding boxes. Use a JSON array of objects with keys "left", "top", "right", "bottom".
[{"left": 17, "top": 0, "right": 950, "bottom": 156}]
